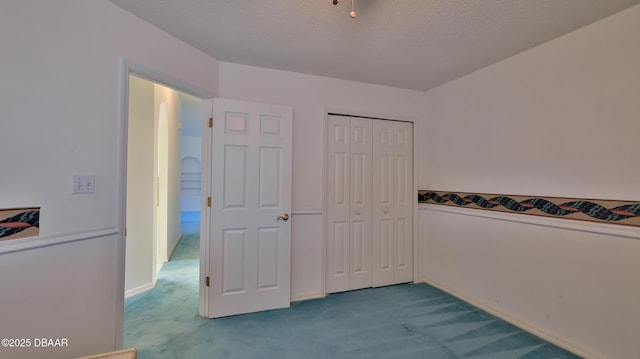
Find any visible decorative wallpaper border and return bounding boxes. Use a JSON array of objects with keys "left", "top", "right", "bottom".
[
  {"left": 0, "top": 207, "right": 40, "bottom": 241},
  {"left": 418, "top": 191, "right": 640, "bottom": 227}
]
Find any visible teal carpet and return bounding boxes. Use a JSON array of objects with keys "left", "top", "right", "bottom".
[{"left": 124, "top": 235, "right": 580, "bottom": 359}]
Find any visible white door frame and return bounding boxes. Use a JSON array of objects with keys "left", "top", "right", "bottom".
[
  {"left": 116, "top": 59, "right": 215, "bottom": 348},
  {"left": 199, "top": 99, "right": 212, "bottom": 317},
  {"left": 322, "top": 109, "right": 419, "bottom": 297}
]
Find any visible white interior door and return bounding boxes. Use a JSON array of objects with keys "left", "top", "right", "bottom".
[
  {"left": 372, "top": 120, "right": 394, "bottom": 286},
  {"left": 372, "top": 120, "right": 413, "bottom": 286},
  {"left": 326, "top": 115, "right": 372, "bottom": 293},
  {"left": 202, "top": 98, "right": 293, "bottom": 318},
  {"left": 348, "top": 118, "right": 373, "bottom": 290},
  {"left": 326, "top": 116, "right": 350, "bottom": 293},
  {"left": 392, "top": 121, "right": 413, "bottom": 283}
]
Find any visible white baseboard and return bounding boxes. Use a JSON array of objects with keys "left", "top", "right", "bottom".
[
  {"left": 291, "top": 292, "right": 325, "bottom": 302},
  {"left": 124, "top": 281, "right": 156, "bottom": 299},
  {"left": 156, "top": 258, "right": 168, "bottom": 274},
  {"left": 417, "top": 276, "right": 603, "bottom": 359}
]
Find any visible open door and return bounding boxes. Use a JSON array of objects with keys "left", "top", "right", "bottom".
[{"left": 200, "top": 98, "right": 293, "bottom": 318}]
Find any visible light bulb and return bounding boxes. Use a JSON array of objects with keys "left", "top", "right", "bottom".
[{"left": 350, "top": 10, "right": 356, "bottom": 18}]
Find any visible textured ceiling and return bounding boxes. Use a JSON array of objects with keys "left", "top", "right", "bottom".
[{"left": 108, "top": 0, "right": 640, "bottom": 91}]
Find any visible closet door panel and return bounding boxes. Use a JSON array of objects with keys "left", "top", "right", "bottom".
[
  {"left": 326, "top": 116, "right": 351, "bottom": 293},
  {"left": 348, "top": 118, "right": 372, "bottom": 290},
  {"left": 394, "top": 121, "right": 413, "bottom": 283},
  {"left": 372, "top": 120, "right": 395, "bottom": 286}
]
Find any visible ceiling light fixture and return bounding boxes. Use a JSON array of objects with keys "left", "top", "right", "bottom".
[{"left": 332, "top": 0, "right": 357, "bottom": 18}]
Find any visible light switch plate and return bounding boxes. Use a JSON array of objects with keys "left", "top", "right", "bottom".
[{"left": 72, "top": 175, "right": 95, "bottom": 194}]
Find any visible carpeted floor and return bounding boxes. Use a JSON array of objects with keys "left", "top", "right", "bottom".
[{"left": 124, "top": 235, "right": 580, "bottom": 359}]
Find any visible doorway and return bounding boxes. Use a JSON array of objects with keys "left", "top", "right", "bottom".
[
  {"left": 121, "top": 71, "right": 294, "bottom": 325},
  {"left": 124, "top": 74, "right": 203, "bottom": 298}
]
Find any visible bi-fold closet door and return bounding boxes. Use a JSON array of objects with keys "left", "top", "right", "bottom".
[{"left": 326, "top": 114, "right": 413, "bottom": 294}]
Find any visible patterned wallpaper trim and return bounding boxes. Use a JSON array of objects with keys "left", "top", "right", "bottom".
[
  {"left": 0, "top": 207, "right": 40, "bottom": 241},
  {"left": 418, "top": 191, "right": 640, "bottom": 227}
]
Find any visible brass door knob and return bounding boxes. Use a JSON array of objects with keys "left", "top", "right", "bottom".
[{"left": 277, "top": 213, "right": 290, "bottom": 221}]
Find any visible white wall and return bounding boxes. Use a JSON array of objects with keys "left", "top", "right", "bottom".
[
  {"left": 154, "top": 84, "right": 183, "bottom": 262},
  {"left": 0, "top": 234, "right": 119, "bottom": 358},
  {"left": 219, "top": 63, "right": 426, "bottom": 300},
  {"left": 419, "top": 5, "right": 640, "bottom": 359},
  {"left": 125, "top": 76, "right": 156, "bottom": 296},
  {"left": 0, "top": 1, "right": 218, "bottom": 358}
]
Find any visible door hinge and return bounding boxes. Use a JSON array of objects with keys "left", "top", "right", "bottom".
[
  {"left": 205, "top": 276, "right": 210, "bottom": 287},
  {"left": 207, "top": 197, "right": 212, "bottom": 207},
  {"left": 209, "top": 117, "right": 213, "bottom": 128}
]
